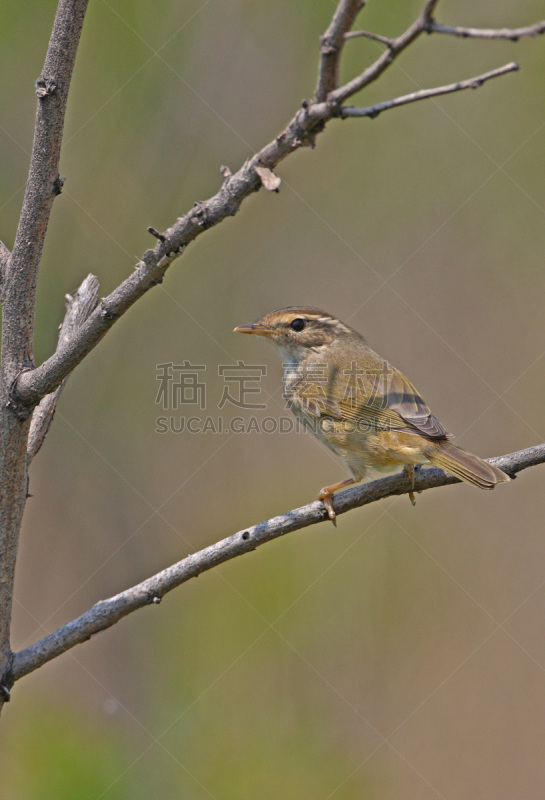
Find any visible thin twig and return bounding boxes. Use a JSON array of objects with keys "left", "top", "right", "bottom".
[
  {"left": 315, "top": 0, "right": 364, "bottom": 102},
  {"left": 344, "top": 30, "right": 394, "bottom": 47},
  {"left": 427, "top": 19, "right": 545, "bottom": 41},
  {"left": 147, "top": 226, "right": 166, "bottom": 242},
  {"left": 9, "top": 444, "right": 544, "bottom": 684},
  {"left": 330, "top": 0, "right": 441, "bottom": 105},
  {"left": 341, "top": 62, "right": 519, "bottom": 119},
  {"left": 27, "top": 275, "right": 100, "bottom": 462},
  {"left": 347, "top": 18, "right": 545, "bottom": 48}
]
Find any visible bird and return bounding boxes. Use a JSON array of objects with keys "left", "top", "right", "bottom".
[{"left": 234, "top": 306, "right": 509, "bottom": 523}]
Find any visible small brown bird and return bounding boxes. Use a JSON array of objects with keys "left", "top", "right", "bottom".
[{"left": 234, "top": 307, "right": 509, "bottom": 522}]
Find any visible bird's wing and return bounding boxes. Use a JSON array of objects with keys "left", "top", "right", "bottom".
[
  {"left": 377, "top": 367, "right": 452, "bottom": 439},
  {"left": 292, "top": 360, "right": 451, "bottom": 440},
  {"left": 289, "top": 384, "right": 344, "bottom": 420}
]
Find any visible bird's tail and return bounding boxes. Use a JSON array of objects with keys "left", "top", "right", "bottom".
[{"left": 427, "top": 441, "right": 510, "bottom": 489}]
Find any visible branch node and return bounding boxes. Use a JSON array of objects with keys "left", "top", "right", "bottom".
[
  {"left": 165, "top": 243, "right": 185, "bottom": 258},
  {"left": 328, "top": 98, "right": 344, "bottom": 118},
  {"left": 35, "top": 76, "right": 57, "bottom": 98},
  {"left": 100, "top": 300, "right": 119, "bottom": 321},
  {"left": 0, "top": 653, "right": 14, "bottom": 701},
  {"left": 191, "top": 201, "right": 210, "bottom": 228},
  {"left": 320, "top": 35, "right": 340, "bottom": 57},
  {"left": 147, "top": 226, "right": 166, "bottom": 242},
  {"left": 7, "top": 370, "right": 35, "bottom": 420},
  {"left": 53, "top": 175, "right": 65, "bottom": 196},
  {"left": 423, "top": 16, "right": 434, "bottom": 35},
  {"left": 241, "top": 531, "right": 250, "bottom": 541},
  {"left": 152, "top": 595, "right": 162, "bottom": 605},
  {"left": 142, "top": 249, "right": 157, "bottom": 267},
  {"left": 220, "top": 164, "right": 232, "bottom": 183}
]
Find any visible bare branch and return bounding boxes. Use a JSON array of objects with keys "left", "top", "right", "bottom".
[
  {"left": 427, "top": 19, "right": 545, "bottom": 41},
  {"left": 27, "top": 275, "right": 100, "bottom": 462},
  {"left": 315, "top": 0, "right": 364, "bottom": 102},
  {"left": 341, "top": 63, "right": 519, "bottom": 119},
  {"left": 9, "top": 444, "right": 544, "bottom": 684},
  {"left": 0, "top": 0, "right": 89, "bottom": 701},
  {"left": 4, "top": 0, "right": 89, "bottom": 371}
]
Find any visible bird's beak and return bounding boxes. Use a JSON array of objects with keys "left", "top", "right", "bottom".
[{"left": 233, "top": 323, "right": 276, "bottom": 337}]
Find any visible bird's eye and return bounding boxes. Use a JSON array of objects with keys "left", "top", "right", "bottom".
[{"left": 290, "top": 318, "right": 306, "bottom": 332}]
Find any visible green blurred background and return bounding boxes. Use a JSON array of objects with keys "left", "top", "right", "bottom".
[{"left": 2, "top": 0, "right": 545, "bottom": 797}]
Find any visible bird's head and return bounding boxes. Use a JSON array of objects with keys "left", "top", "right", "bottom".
[{"left": 234, "top": 307, "right": 362, "bottom": 364}]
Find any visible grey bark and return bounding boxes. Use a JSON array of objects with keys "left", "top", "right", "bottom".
[
  {"left": 0, "top": 0, "right": 89, "bottom": 706},
  {"left": 10, "top": 445, "right": 544, "bottom": 684},
  {"left": 27, "top": 275, "right": 100, "bottom": 462}
]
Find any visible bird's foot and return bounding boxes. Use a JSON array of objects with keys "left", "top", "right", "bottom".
[
  {"left": 403, "top": 465, "right": 422, "bottom": 506},
  {"left": 318, "top": 489, "right": 337, "bottom": 526},
  {"left": 318, "top": 478, "right": 356, "bottom": 526}
]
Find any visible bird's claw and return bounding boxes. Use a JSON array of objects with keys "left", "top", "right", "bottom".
[
  {"left": 403, "top": 465, "right": 422, "bottom": 507},
  {"left": 318, "top": 490, "right": 337, "bottom": 526}
]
